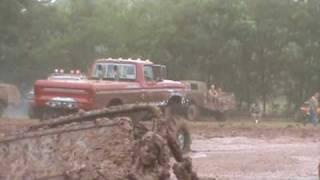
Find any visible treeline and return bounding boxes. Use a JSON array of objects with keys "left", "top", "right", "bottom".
[{"left": 1, "top": 0, "right": 320, "bottom": 113}]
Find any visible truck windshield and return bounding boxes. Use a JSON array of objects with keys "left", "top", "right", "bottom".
[{"left": 92, "top": 63, "right": 136, "bottom": 81}]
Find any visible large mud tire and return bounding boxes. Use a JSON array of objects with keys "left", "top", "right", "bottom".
[
  {"left": 173, "top": 117, "right": 191, "bottom": 153},
  {"left": 164, "top": 104, "right": 181, "bottom": 118},
  {"left": 40, "top": 109, "right": 64, "bottom": 121},
  {"left": 28, "top": 106, "right": 40, "bottom": 119},
  {"left": 213, "top": 111, "right": 226, "bottom": 121},
  {"left": 164, "top": 106, "right": 172, "bottom": 119},
  {"left": 187, "top": 104, "right": 199, "bottom": 121}
]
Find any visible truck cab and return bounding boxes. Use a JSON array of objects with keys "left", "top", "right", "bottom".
[{"left": 30, "top": 58, "right": 188, "bottom": 119}]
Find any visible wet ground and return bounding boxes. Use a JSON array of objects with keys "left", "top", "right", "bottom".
[
  {"left": 191, "top": 137, "right": 319, "bottom": 180},
  {"left": 188, "top": 120, "right": 320, "bottom": 180},
  {"left": 0, "top": 117, "right": 319, "bottom": 180}
]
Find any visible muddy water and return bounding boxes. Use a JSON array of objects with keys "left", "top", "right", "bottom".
[{"left": 191, "top": 136, "right": 320, "bottom": 180}]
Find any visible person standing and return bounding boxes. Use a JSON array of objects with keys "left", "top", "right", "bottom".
[
  {"left": 250, "top": 102, "right": 261, "bottom": 124},
  {"left": 308, "top": 93, "right": 319, "bottom": 127},
  {"left": 208, "top": 84, "right": 218, "bottom": 102}
]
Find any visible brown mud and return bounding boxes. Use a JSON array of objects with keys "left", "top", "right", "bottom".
[
  {"left": 0, "top": 105, "right": 197, "bottom": 180},
  {"left": 0, "top": 118, "right": 319, "bottom": 180},
  {"left": 188, "top": 120, "right": 320, "bottom": 180}
]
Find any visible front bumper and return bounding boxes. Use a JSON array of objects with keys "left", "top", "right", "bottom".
[{"left": 45, "top": 97, "right": 79, "bottom": 109}]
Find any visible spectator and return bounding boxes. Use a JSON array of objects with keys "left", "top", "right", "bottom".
[
  {"left": 307, "top": 92, "right": 319, "bottom": 127},
  {"left": 217, "top": 87, "right": 224, "bottom": 96},
  {"left": 250, "top": 102, "right": 261, "bottom": 123},
  {"left": 208, "top": 84, "right": 218, "bottom": 102}
]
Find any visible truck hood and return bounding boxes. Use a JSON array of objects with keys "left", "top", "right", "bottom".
[
  {"left": 157, "top": 80, "right": 187, "bottom": 89},
  {"left": 35, "top": 79, "right": 140, "bottom": 91}
]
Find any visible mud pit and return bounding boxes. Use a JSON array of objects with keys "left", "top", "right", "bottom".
[
  {"left": 0, "top": 118, "right": 135, "bottom": 179},
  {"left": 0, "top": 117, "right": 319, "bottom": 180},
  {"left": 0, "top": 105, "right": 198, "bottom": 180},
  {"left": 191, "top": 137, "right": 320, "bottom": 180},
  {"left": 189, "top": 121, "right": 320, "bottom": 180}
]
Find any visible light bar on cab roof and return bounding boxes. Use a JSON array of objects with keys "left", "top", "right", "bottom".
[{"left": 102, "top": 57, "right": 153, "bottom": 63}]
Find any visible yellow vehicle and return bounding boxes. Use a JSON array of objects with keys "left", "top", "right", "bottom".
[{"left": 182, "top": 81, "right": 236, "bottom": 121}]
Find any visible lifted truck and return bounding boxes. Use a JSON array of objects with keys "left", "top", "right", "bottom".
[
  {"left": 183, "top": 80, "right": 236, "bottom": 121},
  {"left": 30, "top": 58, "right": 188, "bottom": 120}
]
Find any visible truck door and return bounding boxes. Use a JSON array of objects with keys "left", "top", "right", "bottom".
[{"left": 143, "top": 65, "right": 165, "bottom": 105}]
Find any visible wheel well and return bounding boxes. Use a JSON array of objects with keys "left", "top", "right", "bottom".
[
  {"left": 211, "top": 110, "right": 226, "bottom": 121},
  {"left": 108, "top": 98, "right": 123, "bottom": 107},
  {"left": 168, "top": 96, "right": 182, "bottom": 105}
]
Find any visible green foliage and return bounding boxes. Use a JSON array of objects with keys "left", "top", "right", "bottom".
[{"left": 1, "top": 0, "right": 320, "bottom": 113}]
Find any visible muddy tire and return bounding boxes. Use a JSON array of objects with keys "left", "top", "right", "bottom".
[
  {"left": 28, "top": 107, "right": 44, "bottom": 120},
  {"left": 164, "top": 103, "right": 181, "bottom": 118},
  {"left": 213, "top": 111, "right": 226, "bottom": 121},
  {"left": 40, "top": 109, "right": 63, "bottom": 121},
  {"left": 173, "top": 117, "right": 191, "bottom": 153},
  {"left": 41, "top": 110, "right": 52, "bottom": 121},
  {"left": 164, "top": 106, "right": 172, "bottom": 119},
  {"left": 187, "top": 104, "right": 199, "bottom": 121},
  {"left": 28, "top": 106, "right": 40, "bottom": 119}
]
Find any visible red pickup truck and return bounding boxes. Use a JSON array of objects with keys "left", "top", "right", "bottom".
[{"left": 29, "top": 58, "right": 188, "bottom": 119}]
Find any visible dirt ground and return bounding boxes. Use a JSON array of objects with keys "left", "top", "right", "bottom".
[
  {"left": 0, "top": 117, "right": 319, "bottom": 180},
  {"left": 188, "top": 119, "right": 320, "bottom": 180}
]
